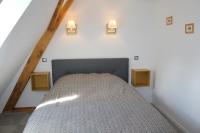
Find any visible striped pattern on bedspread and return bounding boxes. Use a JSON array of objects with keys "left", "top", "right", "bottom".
[{"left": 24, "top": 73, "right": 178, "bottom": 133}]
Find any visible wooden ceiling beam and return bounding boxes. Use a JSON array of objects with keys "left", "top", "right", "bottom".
[
  {"left": 55, "top": 0, "right": 74, "bottom": 27},
  {"left": 3, "top": 0, "right": 74, "bottom": 112},
  {"left": 48, "top": 0, "right": 64, "bottom": 30}
]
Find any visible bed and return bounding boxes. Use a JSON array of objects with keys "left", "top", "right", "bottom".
[{"left": 23, "top": 58, "right": 178, "bottom": 133}]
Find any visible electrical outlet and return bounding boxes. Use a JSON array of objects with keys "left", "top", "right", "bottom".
[
  {"left": 134, "top": 56, "right": 139, "bottom": 61},
  {"left": 42, "top": 58, "right": 47, "bottom": 62}
]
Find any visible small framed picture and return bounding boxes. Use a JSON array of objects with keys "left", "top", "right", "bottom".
[
  {"left": 166, "top": 16, "right": 173, "bottom": 25},
  {"left": 185, "top": 23, "right": 194, "bottom": 34}
]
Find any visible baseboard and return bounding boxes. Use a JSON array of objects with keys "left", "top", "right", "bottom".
[
  {"left": 4, "top": 107, "right": 35, "bottom": 113},
  {"left": 152, "top": 103, "right": 189, "bottom": 133}
]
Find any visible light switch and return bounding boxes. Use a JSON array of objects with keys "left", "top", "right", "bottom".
[
  {"left": 42, "top": 58, "right": 47, "bottom": 62},
  {"left": 134, "top": 56, "right": 139, "bottom": 61}
]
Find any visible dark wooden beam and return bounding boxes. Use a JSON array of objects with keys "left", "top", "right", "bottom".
[
  {"left": 54, "top": 0, "right": 74, "bottom": 28},
  {"left": 48, "top": 0, "right": 65, "bottom": 30},
  {"left": 13, "top": 107, "right": 36, "bottom": 112},
  {"left": 3, "top": 0, "right": 74, "bottom": 112},
  {"left": 4, "top": 107, "right": 36, "bottom": 113}
]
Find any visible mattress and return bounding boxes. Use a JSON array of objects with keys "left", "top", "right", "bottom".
[{"left": 23, "top": 73, "right": 178, "bottom": 133}]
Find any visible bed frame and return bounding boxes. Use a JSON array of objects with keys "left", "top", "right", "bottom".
[{"left": 52, "top": 58, "right": 129, "bottom": 84}]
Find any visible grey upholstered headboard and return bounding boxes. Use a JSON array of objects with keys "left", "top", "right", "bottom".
[{"left": 52, "top": 58, "right": 129, "bottom": 84}]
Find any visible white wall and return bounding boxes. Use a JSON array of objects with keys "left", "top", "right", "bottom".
[
  {"left": 15, "top": 0, "right": 157, "bottom": 108},
  {"left": 0, "top": 0, "right": 32, "bottom": 95},
  {"left": 153, "top": 0, "right": 200, "bottom": 133},
  {"left": 0, "top": 0, "right": 58, "bottom": 112},
  {"left": 1, "top": 0, "right": 199, "bottom": 132}
]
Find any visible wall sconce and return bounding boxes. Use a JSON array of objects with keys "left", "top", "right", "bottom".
[
  {"left": 66, "top": 20, "right": 77, "bottom": 34},
  {"left": 107, "top": 20, "right": 117, "bottom": 34}
]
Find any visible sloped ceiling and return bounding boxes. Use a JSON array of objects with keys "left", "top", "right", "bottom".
[
  {"left": 0, "top": 0, "right": 32, "bottom": 47},
  {"left": 0, "top": 0, "right": 58, "bottom": 96}
]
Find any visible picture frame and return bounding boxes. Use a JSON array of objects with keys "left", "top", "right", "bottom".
[
  {"left": 185, "top": 23, "right": 194, "bottom": 34},
  {"left": 166, "top": 16, "right": 173, "bottom": 25}
]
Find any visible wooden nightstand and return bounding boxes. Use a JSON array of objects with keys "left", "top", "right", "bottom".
[
  {"left": 131, "top": 69, "right": 150, "bottom": 87},
  {"left": 31, "top": 72, "right": 50, "bottom": 91}
]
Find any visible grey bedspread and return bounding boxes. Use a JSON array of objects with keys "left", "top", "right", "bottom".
[{"left": 24, "top": 74, "right": 178, "bottom": 133}]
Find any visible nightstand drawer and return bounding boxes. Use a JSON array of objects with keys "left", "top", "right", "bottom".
[
  {"left": 131, "top": 69, "right": 150, "bottom": 87},
  {"left": 31, "top": 72, "right": 50, "bottom": 91}
]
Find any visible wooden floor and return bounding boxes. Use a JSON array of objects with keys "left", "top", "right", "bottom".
[{"left": 0, "top": 112, "right": 31, "bottom": 133}]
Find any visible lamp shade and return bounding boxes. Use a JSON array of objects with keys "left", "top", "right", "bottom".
[
  {"left": 66, "top": 20, "right": 77, "bottom": 34},
  {"left": 67, "top": 20, "right": 76, "bottom": 29},
  {"left": 108, "top": 20, "right": 117, "bottom": 29}
]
